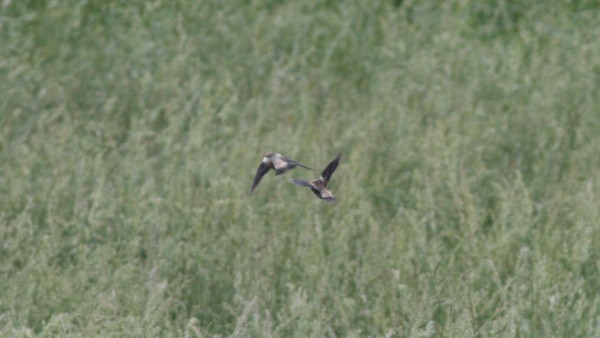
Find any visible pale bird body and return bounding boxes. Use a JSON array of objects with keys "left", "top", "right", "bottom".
[{"left": 249, "top": 152, "right": 312, "bottom": 195}]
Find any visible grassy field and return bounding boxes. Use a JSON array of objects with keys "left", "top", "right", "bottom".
[{"left": 2, "top": 1, "right": 600, "bottom": 337}]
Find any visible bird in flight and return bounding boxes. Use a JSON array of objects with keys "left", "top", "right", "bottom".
[
  {"left": 249, "top": 152, "right": 312, "bottom": 195},
  {"left": 288, "top": 153, "right": 341, "bottom": 202}
]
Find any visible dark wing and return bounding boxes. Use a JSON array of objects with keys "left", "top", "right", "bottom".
[
  {"left": 321, "top": 153, "right": 341, "bottom": 184},
  {"left": 283, "top": 156, "right": 312, "bottom": 170},
  {"left": 249, "top": 162, "right": 272, "bottom": 195},
  {"left": 288, "top": 179, "right": 319, "bottom": 190},
  {"left": 275, "top": 156, "right": 313, "bottom": 175}
]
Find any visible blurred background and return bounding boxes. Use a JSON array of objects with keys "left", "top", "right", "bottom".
[{"left": 1, "top": 0, "right": 599, "bottom": 336}]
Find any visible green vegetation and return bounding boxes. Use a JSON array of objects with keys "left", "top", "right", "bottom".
[{"left": 2, "top": 1, "right": 600, "bottom": 336}]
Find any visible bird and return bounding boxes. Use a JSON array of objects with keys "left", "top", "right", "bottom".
[
  {"left": 249, "top": 152, "right": 313, "bottom": 195},
  {"left": 288, "top": 153, "right": 341, "bottom": 202}
]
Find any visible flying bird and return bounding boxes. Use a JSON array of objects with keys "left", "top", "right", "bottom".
[
  {"left": 288, "top": 153, "right": 341, "bottom": 202},
  {"left": 249, "top": 152, "right": 312, "bottom": 195}
]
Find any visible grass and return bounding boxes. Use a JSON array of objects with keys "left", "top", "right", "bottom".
[{"left": 1, "top": 0, "right": 600, "bottom": 337}]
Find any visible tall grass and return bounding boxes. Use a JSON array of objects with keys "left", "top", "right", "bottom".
[{"left": 1, "top": 1, "right": 599, "bottom": 336}]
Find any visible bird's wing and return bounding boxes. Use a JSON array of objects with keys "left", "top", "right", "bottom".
[
  {"left": 288, "top": 179, "right": 319, "bottom": 190},
  {"left": 282, "top": 156, "right": 312, "bottom": 170},
  {"left": 249, "top": 162, "right": 272, "bottom": 194},
  {"left": 274, "top": 156, "right": 312, "bottom": 175},
  {"left": 321, "top": 152, "right": 341, "bottom": 184}
]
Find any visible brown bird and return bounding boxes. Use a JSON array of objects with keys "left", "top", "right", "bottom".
[
  {"left": 288, "top": 153, "right": 341, "bottom": 202},
  {"left": 249, "top": 152, "right": 313, "bottom": 195}
]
